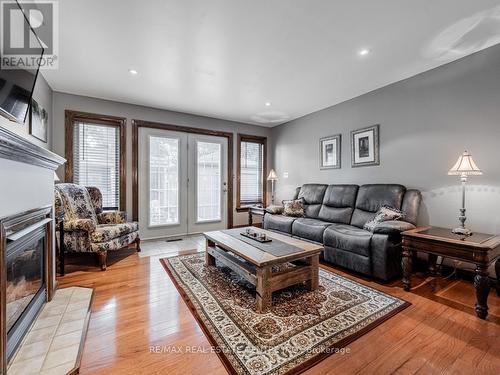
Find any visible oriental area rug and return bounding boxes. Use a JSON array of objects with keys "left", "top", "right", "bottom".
[{"left": 160, "top": 253, "right": 409, "bottom": 375}]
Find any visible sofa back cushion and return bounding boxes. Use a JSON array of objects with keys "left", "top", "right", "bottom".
[
  {"left": 350, "top": 184, "right": 406, "bottom": 228},
  {"left": 297, "top": 184, "right": 328, "bottom": 218},
  {"left": 55, "top": 183, "right": 98, "bottom": 224},
  {"left": 86, "top": 186, "right": 103, "bottom": 214},
  {"left": 318, "top": 185, "right": 359, "bottom": 224}
]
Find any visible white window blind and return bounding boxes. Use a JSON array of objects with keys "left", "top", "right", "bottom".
[
  {"left": 240, "top": 141, "right": 264, "bottom": 205},
  {"left": 73, "top": 122, "right": 120, "bottom": 210}
]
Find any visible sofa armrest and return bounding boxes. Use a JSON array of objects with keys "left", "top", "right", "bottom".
[
  {"left": 372, "top": 220, "right": 416, "bottom": 235},
  {"left": 64, "top": 218, "right": 96, "bottom": 232},
  {"left": 97, "top": 211, "right": 128, "bottom": 224},
  {"left": 265, "top": 205, "right": 284, "bottom": 215}
]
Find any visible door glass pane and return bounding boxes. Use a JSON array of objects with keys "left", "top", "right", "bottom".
[
  {"left": 149, "top": 136, "right": 179, "bottom": 226},
  {"left": 197, "top": 141, "right": 221, "bottom": 222}
]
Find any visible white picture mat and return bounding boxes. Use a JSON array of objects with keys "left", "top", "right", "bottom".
[{"left": 321, "top": 138, "right": 337, "bottom": 166}]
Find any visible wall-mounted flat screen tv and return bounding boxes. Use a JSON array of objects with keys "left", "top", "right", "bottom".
[{"left": 0, "top": 2, "right": 44, "bottom": 124}]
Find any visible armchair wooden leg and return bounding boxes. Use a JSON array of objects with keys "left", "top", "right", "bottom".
[
  {"left": 135, "top": 236, "right": 141, "bottom": 252},
  {"left": 98, "top": 251, "right": 107, "bottom": 271}
]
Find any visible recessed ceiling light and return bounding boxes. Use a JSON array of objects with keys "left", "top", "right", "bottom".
[
  {"left": 358, "top": 48, "right": 371, "bottom": 56},
  {"left": 128, "top": 69, "right": 138, "bottom": 75},
  {"left": 265, "top": 102, "right": 271, "bottom": 107}
]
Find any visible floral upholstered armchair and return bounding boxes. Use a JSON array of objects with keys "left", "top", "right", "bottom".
[{"left": 54, "top": 183, "right": 140, "bottom": 270}]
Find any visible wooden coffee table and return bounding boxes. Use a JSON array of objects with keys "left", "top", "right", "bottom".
[{"left": 204, "top": 228, "right": 323, "bottom": 313}]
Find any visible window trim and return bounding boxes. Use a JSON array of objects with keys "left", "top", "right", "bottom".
[
  {"left": 236, "top": 133, "right": 267, "bottom": 211},
  {"left": 65, "top": 110, "right": 127, "bottom": 211}
]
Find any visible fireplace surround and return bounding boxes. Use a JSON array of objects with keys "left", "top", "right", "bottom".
[
  {"left": 0, "top": 206, "right": 53, "bottom": 365},
  {"left": 0, "top": 125, "right": 65, "bottom": 375}
]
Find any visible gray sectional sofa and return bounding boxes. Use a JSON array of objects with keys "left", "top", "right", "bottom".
[{"left": 263, "top": 184, "right": 422, "bottom": 281}]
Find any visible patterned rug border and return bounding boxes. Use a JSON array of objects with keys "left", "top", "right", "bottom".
[{"left": 160, "top": 255, "right": 410, "bottom": 375}]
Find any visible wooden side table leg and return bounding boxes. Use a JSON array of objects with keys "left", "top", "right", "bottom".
[
  {"left": 428, "top": 254, "right": 438, "bottom": 276},
  {"left": 256, "top": 266, "right": 271, "bottom": 313},
  {"left": 205, "top": 239, "right": 216, "bottom": 266},
  {"left": 402, "top": 246, "right": 412, "bottom": 291},
  {"left": 474, "top": 264, "right": 490, "bottom": 319}
]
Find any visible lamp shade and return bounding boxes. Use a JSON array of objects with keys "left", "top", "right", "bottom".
[
  {"left": 267, "top": 169, "right": 278, "bottom": 181},
  {"left": 448, "top": 151, "right": 482, "bottom": 176},
  {"left": 53, "top": 171, "right": 60, "bottom": 182}
]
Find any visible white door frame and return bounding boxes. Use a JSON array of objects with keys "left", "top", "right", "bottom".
[{"left": 132, "top": 120, "right": 234, "bottom": 238}]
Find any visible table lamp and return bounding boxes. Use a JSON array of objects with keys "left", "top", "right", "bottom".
[
  {"left": 447, "top": 150, "right": 482, "bottom": 236},
  {"left": 267, "top": 169, "right": 278, "bottom": 205}
]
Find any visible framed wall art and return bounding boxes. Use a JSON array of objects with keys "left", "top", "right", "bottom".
[
  {"left": 29, "top": 99, "right": 48, "bottom": 143},
  {"left": 351, "top": 124, "right": 379, "bottom": 167},
  {"left": 319, "top": 134, "right": 341, "bottom": 169}
]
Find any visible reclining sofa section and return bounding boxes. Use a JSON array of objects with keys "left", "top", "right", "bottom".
[{"left": 263, "top": 184, "right": 422, "bottom": 281}]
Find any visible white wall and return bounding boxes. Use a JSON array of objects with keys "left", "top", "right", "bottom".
[
  {"left": 271, "top": 44, "right": 500, "bottom": 235},
  {"left": 51, "top": 92, "right": 273, "bottom": 227}
]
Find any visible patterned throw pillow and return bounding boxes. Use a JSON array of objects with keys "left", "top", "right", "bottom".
[
  {"left": 363, "top": 205, "right": 405, "bottom": 232},
  {"left": 282, "top": 199, "right": 305, "bottom": 217}
]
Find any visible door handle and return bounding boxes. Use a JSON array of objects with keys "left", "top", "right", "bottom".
[{"left": 223, "top": 181, "right": 228, "bottom": 193}]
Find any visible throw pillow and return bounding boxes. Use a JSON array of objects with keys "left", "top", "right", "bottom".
[
  {"left": 363, "top": 205, "right": 405, "bottom": 232},
  {"left": 282, "top": 199, "right": 305, "bottom": 217}
]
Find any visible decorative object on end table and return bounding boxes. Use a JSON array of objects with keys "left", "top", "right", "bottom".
[
  {"left": 448, "top": 150, "right": 482, "bottom": 237},
  {"left": 29, "top": 99, "right": 48, "bottom": 142},
  {"left": 351, "top": 124, "right": 380, "bottom": 167},
  {"left": 267, "top": 168, "right": 278, "bottom": 204},
  {"left": 319, "top": 134, "right": 341, "bottom": 169}
]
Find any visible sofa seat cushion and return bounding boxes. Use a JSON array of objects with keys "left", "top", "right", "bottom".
[
  {"left": 91, "top": 222, "right": 139, "bottom": 243},
  {"left": 292, "top": 218, "right": 331, "bottom": 243},
  {"left": 323, "top": 224, "right": 372, "bottom": 257},
  {"left": 91, "top": 231, "right": 139, "bottom": 252},
  {"left": 263, "top": 214, "right": 296, "bottom": 234}
]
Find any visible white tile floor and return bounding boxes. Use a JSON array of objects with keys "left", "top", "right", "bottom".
[
  {"left": 139, "top": 234, "right": 206, "bottom": 258},
  {"left": 8, "top": 287, "right": 92, "bottom": 375}
]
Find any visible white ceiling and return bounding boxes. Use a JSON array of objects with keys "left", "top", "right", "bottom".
[{"left": 42, "top": 0, "right": 500, "bottom": 127}]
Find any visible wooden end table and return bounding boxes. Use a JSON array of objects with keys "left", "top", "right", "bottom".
[
  {"left": 402, "top": 226, "right": 500, "bottom": 319},
  {"left": 204, "top": 228, "right": 322, "bottom": 313},
  {"left": 248, "top": 206, "right": 265, "bottom": 227}
]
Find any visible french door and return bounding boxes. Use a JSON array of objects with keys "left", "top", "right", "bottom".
[{"left": 138, "top": 127, "right": 228, "bottom": 239}]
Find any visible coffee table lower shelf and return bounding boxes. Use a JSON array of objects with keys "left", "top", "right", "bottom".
[{"left": 206, "top": 245, "right": 319, "bottom": 313}]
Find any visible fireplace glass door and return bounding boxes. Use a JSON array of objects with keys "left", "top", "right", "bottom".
[{"left": 6, "top": 227, "right": 45, "bottom": 350}]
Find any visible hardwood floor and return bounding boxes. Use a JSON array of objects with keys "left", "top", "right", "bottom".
[{"left": 57, "top": 242, "right": 500, "bottom": 375}]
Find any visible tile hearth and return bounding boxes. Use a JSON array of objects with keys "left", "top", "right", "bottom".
[{"left": 8, "top": 287, "right": 92, "bottom": 375}]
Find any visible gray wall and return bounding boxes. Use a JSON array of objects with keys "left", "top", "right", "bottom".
[
  {"left": 51, "top": 92, "right": 272, "bottom": 226},
  {"left": 271, "top": 44, "right": 500, "bottom": 234},
  {"left": 0, "top": 73, "right": 53, "bottom": 149}
]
